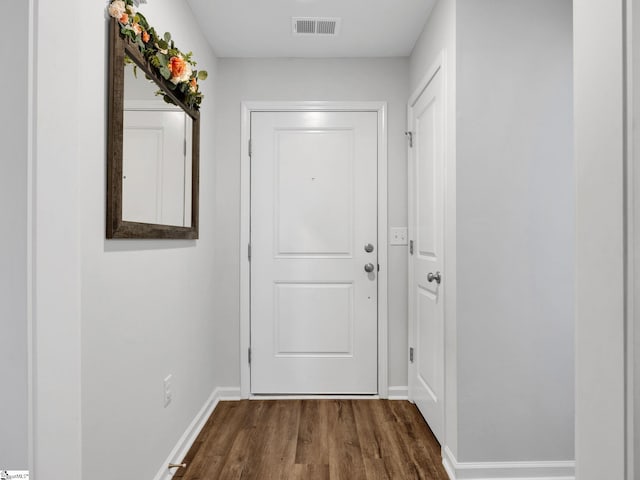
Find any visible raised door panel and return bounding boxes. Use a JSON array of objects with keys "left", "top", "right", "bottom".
[
  {"left": 275, "top": 129, "right": 354, "bottom": 257},
  {"left": 275, "top": 283, "right": 354, "bottom": 356}
]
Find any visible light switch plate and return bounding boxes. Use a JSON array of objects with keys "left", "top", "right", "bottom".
[{"left": 390, "top": 227, "right": 408, "bottom": 246}]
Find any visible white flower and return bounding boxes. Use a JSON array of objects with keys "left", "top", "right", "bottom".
[{"left": 108, "top": 0, "right": 126, "bottom": 19}]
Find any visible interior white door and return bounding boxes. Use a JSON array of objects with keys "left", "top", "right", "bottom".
[
  {"left": 122, "top": 109, "right": 192, "bottom": 226},
  {"left": 408, "top": 67, "right": 445, "bottom": 442},
  {"left": 250, "top": 111, "right": 378, "bottom": 394}
]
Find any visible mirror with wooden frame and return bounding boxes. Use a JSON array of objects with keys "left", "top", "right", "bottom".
[{"left": 107, "top": 18, "right": 200, "bottom": 239}]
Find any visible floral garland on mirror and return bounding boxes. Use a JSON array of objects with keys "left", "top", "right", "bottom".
[{"left": 107, "top": 0, "right": 208, "bottom": 110}]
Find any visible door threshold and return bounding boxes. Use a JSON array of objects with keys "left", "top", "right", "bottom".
[{"left": 249, "top": 394, "right": 381, "bottom": 400}]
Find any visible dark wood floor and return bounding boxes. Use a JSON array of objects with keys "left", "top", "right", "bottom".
[{"left": 173, "top": 400, "right": 449, "bottom": 480}]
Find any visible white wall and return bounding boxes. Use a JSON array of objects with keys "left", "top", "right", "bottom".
[
  {"left": 411, "top": 0, "right": 574, "bottom": 468},
  {"left": 456, "top": 0, "right": 574, "bottom": 463},
  {"left": 409, "top": 0, "right": 459, "bottom": 458},
  {"left": 32, "top": 0, "right": 83, "bottom": 475},
  {"left": 410, "top": 0, "right": 456, "bottom": 92},
  {"left": 409, "top": 0, "right": 458, "bottom": 455},
  {"left": 634, "top": 1, "right": 640, "bottom": 476},
  {"left": 574, "top": 0, "right": 626, "bottom": 478},
  {"left": 28, "top": 0, "right": 218, "bottom": 478},
  {"left": 214, "top": 58, "right": 410, "bottom": 390},
  {"left": 0, "top": 0, "right": 29, "bottom": 470},
  {"left": 78, "top": 2, "right": 218, "bottom": 479}
]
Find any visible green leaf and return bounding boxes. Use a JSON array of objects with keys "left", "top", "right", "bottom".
[
  {"left": 114, "top": 3, "right": 206, "bottom": 109},
  {"left": 137, "top": 13, "right": 149, "bottom": 29},
  {"left": 162, "top": 95, "right": 177, "bottom": 106},
  {"left": 156, "top": 53, "right": 168, "bottom": 66},
  {"left": 149, "top": 55, "right": 161, "bottom": 68},
  {"left": 159, "top": 66, "right": 171, "bottom": 79}
]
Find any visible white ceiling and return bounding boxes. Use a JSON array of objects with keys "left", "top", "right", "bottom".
[{"left": 186, "top": 0, "right": 436, "bottom": 58}]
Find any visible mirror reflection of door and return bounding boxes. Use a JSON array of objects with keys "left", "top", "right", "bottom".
[{"left": 121, "top": 57, "right": 193, "bottom": 227}]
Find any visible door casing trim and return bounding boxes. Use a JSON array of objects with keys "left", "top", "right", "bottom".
[{"left": 240, "top": 101, "right": 389, "bottom": 398}]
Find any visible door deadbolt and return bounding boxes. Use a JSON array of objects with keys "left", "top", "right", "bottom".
[
  {"left": 364, "top": 243, "right": 375, "bottom": 253},
  {"left": 427, "top": 271, "right": 442, "bottom": 284}
]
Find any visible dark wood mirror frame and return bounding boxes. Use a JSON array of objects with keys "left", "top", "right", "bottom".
[{"left": 107, "top": 19, "right": 200, "bottom": 239}]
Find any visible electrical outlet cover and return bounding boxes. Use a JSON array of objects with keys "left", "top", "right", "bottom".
[{"left": 163, "top": 374, "right": 172, "bottom": 408}]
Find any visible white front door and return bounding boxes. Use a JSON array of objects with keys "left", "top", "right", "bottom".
[
  {"left": 250, "top": 111, "right": 378, "bottom": 394},
  {"left": 408, "top": 67, "right": 445, "bottom": 442}
]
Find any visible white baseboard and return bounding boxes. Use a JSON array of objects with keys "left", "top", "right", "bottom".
[
  {"left": 387, "top": 385, "right": 409, "bottom": 400},
  {"left": 442, "top": 446, "right": 575, "bottom": 480},
  {"left": 153, "top": 386, "right": 241, "bottom": 480}
]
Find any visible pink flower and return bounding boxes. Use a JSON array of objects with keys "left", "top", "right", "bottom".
[{"left": 168, "top": 56, "right": 192, "bottom": 84}]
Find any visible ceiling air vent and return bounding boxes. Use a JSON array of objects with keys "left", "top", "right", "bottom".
[{"left": 292, "top": 17, "right": 341, "bottom": 36}]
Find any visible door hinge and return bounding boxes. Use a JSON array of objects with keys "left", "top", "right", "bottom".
[
  {"left": 409, "top": 347, "right": 414, "bottom": 363},
  {"left": 248, "top": 244, "right": 251, "bottom": 261},
  {"left": 248, "top": 347, "right": 251, "bottom": 364},
  {"left": 248, "top": 139, "right": 252, "bottom": 157},
  {"left": 409, "top": 240, "right": 414, "bottom": 255},
  {"left": 405, "top": 131, "right": 413, "bottom": 148}
]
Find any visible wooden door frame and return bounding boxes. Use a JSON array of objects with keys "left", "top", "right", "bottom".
[{"left": 239, "top": 101, "right": 389, "bottom": 398}]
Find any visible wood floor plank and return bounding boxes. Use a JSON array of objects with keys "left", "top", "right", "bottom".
[
  {"left": 295, "top": 400, "right": 330, "bottom": 465},
  {"left": 241, "top": 400, "right": 300, "bottom": 480},
  {"left": 196, "top": 401, "right": 267, "bottom": 479},
  {"left": 351, "top": 401, "right": 383, "bottom": 460},
  {"left": 361, "top": 457, "right": 395, "bottom": 480},
  {"left": 173, "top": 402, "right": 245, "bottom": 479},
  {"left": 354, "top": 400, "right": 422, "bottom": 479},
  {"left": 178, "top": 400, "right": 449, "bottom": 480},
  {"left": 327, "top": 401, "right": 367, "bottom": 480},
  {"left": 285, "top": 463, "right": 331, "bottom": 480},
  {"left": 389, "top": 401, "right": 448, "bottom": 480}
]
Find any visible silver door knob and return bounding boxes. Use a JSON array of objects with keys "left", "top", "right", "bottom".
[
  {"left": 364, "top": 243, "right": 375, "bottom": 253},
  {"left": 364, "top": 263, "right": 375, "bottom": 273},
  {"left": 427, "top": 271, "right": 441, "bottom": 284}
]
